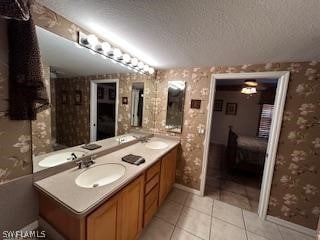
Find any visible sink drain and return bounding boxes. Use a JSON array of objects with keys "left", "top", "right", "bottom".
[{"left": 92, "top": 183, "right": 99, "bottom": 188}]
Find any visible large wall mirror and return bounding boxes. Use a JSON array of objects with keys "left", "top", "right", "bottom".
[
  {"left": 32, "top": 26, "right": 156, "bottom": 172},
  {"left": 165, "top": 81, "right": 186, "bottom": 133}
]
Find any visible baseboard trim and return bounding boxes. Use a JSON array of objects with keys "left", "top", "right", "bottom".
[
  {"left": 266, "top": 215, "right": 316, "bottom": 237},
  {"left": 19, "top": 220, "right": 39, "bottom": 232},
  {"left": 174, "top": 183, "right": 201, "bottom": 195}
]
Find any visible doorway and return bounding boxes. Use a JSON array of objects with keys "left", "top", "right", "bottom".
[
  {"left": 201, "top": 71, "right": 290, "bottom": 219},
  {"left": 90, "top": 79, "right": 119, "bottom": 142}
]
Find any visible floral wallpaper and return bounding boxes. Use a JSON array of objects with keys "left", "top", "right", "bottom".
[
  {"left": 31, "top": 63, "right": 53, "bottom": 156},
  {"left": 0, "top": 1, "right": 318, "bottom": 230},
  {"left": 155, "top": 61, "right": 320, "bottom": 229},
  {"left": 0, "top": 27, "right": 32, "bottom": 183},
  {"left": 53, "top": 73, "right": 156, "bottom": 147}
]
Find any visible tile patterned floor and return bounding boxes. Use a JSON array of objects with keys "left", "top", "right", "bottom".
[{"left": 139, "top": 188, "right": 314, "bottom": 240}]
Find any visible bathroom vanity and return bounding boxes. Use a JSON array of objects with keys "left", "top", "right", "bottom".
[{"left": 34, "top": 137, "right": 179, "bottom": 240}]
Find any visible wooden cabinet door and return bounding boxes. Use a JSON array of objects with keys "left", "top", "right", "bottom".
[
  {"left": 159, "top": 147, "right": 177, "bottom": 205},
  {"left": 118, "top": 175, "right": 144, "bottom": 240},
  {"left": 87, "top": 196, "right": 120, "bottom": 240}
]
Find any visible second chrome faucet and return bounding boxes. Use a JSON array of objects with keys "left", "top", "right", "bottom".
[{"left": 76, "top": 155, "right": 97, "bottom": 169}]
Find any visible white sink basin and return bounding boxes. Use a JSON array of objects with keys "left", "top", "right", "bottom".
[
  {"left": 39, "top": 151, "right": 85, "bottom": 168},
  {"left": 145, "top": 141, "right": 168, "bottom": 150},
  {"left": 75, "top": 164, "right": 126, "bottom": 188}
]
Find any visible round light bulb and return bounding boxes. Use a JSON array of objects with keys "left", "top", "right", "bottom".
[
  {"left": 122, "top": 54, "right": 131, "bottom": 64},
  {"left": 87, "top": 34, "right": 98, "bottom": 46},
  {"left": 101, "top": 42, "right": 111, "bottom": 54},
  {"left": 138, "top": 61, "right": 144, "bottom": 70},
  {"left": 148, "top": 67, "right": 155, "bottom": 74},
  {"left": 113, "top": 48, "right": 122, "bottom": 59},
  {"left": 131, "top": 58, "right": 138, "bottom": 67},
  {"left": 143, "top": 65, "right": 149, "bottom": 72}
]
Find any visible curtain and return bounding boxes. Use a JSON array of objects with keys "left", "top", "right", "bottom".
[
  {"left": 0, "top": 0, "right": 30, "bottom": 21},
  {"left": 0, "top": 0, "right": 50, "bottom": 120}
]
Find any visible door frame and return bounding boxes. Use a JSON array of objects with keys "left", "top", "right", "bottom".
[
  {"left": 90, "top": 79, "right": 119, "bottom": 142},
  {"left": 200, "top": 71, "right": 290, "bottom": 219}
]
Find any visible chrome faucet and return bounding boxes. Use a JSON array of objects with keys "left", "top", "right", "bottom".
[
  {"left": 67, "top": 152, "right": 78, "bottom": 161},
  {"left": 76, "top": 155, "right": 96, "bottom": 169},
  {"left": 118, "top": 137, "right": 126, "bottom": 145}
]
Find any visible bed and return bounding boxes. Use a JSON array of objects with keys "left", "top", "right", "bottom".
[{"left": 226, "top": 127, "right": 268, "bottom": 173}]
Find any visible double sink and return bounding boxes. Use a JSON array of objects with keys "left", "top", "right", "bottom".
[{"left": 39, "top": 140, "right": 169, "bottom": 189}]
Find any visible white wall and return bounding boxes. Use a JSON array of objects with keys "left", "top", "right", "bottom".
[{"left": 210, "top": 90, "right": 261, "bottom": 145}]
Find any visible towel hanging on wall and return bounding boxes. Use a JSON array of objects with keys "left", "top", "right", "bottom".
[
  {"left": 1, "top": 0, "right": 49, "bottom": 120},
  {"left": 0, "top": 0, "right": 30, "bottom": 21}
]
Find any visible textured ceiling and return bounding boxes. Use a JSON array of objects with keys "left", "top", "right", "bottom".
[
  {"left": 36, "top": 26, "right": 131, "bottom": 77},
  {"left": 37, "top": 0, "right": 320, "bottom": 69}
]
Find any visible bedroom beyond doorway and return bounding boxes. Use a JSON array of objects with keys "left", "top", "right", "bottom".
[{"left": 201, "top": 71, "right": 290, "bottom": 219}]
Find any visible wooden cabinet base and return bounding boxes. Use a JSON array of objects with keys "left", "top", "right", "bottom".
[
  {"left": 38, "top": 146, "right": 178, "bottom": 240},
  {"left": 39, "top": 193, "right": 86, "bottom": 240}
]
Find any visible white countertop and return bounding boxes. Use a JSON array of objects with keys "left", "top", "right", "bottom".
[
  {"left": 32, "top": 132, "right": 148, "bottom": 173},
  {"left": 34, "top": 137, "right": 179, "bottom": 217}
]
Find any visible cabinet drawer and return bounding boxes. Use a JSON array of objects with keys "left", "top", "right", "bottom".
[
  {"left": 146, "top": 161, "right": 161, "bottom": 181},
  {"left": 145, "top": 174, "right": 159, "bottom": 194},
  {"left": 144, "top": 184, "right": 159, "bottom": 211},
  {"left": 144, "top": 199, "right": 158, "bottom": 227}
]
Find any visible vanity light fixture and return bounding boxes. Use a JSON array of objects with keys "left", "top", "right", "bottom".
[{"left": 78, "top": 31, "right": 155, "bottom": 75}]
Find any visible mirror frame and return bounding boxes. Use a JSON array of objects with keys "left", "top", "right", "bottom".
[{"left": 165, "top": 80, "right": 186, "bottom": 133}]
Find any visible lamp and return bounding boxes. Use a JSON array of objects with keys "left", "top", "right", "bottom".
[
  {"left": 244, "top": 79, "right": 258, "bottom": 87},
  {"left": 77, "top": 31, "right": 155, "bottom": 75},
  {"left": 241, "top": 87, "right": 257, "bottom": 95}
]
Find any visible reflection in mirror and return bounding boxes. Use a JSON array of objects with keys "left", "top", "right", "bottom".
[
  {"left": 131, "top": 83, "right": 144, "bottom": 127},
  {"left": 91, "top": 80, "right": 118, "bottom": 141},
  {"left": 165, "top": 81, "right": 186, "bottom": 133},
  {"left": 31, "top": 26, "right": 155, "bottom": 173}
]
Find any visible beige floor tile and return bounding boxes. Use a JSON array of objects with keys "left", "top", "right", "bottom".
[
  {"left": 243, "top": 210, "right": 282, "bottom": 240},
  {"left": 167, "top": 188, "right": 189, "bottom": 204},
  {"left": 184, "top": 194, "right": 213, "bottom": 215},
  {"left": 140, "top": 217, "right": 174, "bottom": 240},
  {"left": 221, "top": 180, "right": 246, "bottom": 195},
  {"left": 212, "top": 200, "right": 245, "bottom": 228},
  {"left": 278, "top": 225, "right": 314, "bottom": 240},
  {"left": 177, "top": 207, "right": 211, "bottom": 240},
  {"left": 220, "top": 190, "right": 251, "bottom": 210},
  {"left": 246, "top": 231, "right": 269, "bottom": 240},
  {"left": 210, "top": 217, "right": 247, "bottom": 240},
  {"left": 171, "top": 228, "right": 203, "bottom": 240},
  {"left": 156, "top": 200, "right": 183, "bottom": 225}
]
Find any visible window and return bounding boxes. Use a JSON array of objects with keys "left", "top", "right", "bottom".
[{"left": 258, "top": 104, "right": 274, "bottom": 138}]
